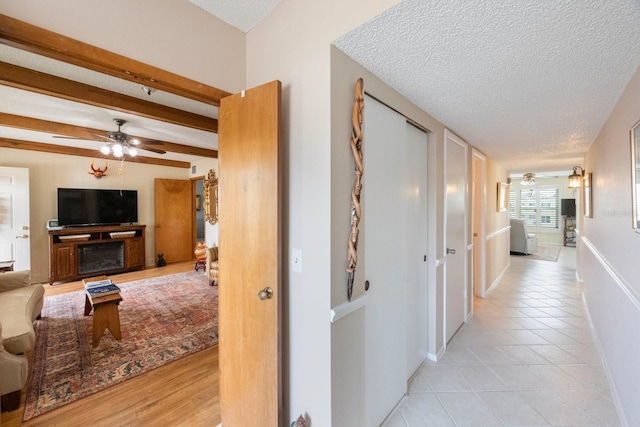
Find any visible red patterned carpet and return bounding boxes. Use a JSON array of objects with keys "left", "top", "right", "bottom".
[{"left": 23, "top": 271, "right": 218, "bottom": 421}]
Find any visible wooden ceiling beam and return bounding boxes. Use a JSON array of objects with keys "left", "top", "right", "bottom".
[
  {"left": 0, "top": 113, "right": 218, "bottom": 158},
  {"left": 0, "top": 62, "right": 218, "bottom": 133},
  {"left": 0, "top": 14, "right": 231, "bottom": 106},
  {"left": 0, "top": 137, "right": 191, "bottom": 168}
]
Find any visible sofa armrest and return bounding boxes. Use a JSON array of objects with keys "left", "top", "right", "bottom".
[{"left": 0, "top": 270, "right": 32, "bottom": 293}]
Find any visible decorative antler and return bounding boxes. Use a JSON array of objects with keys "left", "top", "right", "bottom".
[
  {"left": 346, "top": 78, "right": 364, "bottom": 301},
  {"left": 89, "top": 161, "right": 108, "bottom": 178}
]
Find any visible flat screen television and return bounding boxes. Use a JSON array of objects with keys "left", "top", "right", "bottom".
[
  {"left": 57, "top": 188, "right": 138, "bottom": 227},
  {"left": 561, "top": 198, "right": 576, "bottom": 217}
]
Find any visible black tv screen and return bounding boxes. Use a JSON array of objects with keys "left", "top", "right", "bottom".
[
  {"left": 58, "top": 188, "right": 138, "bottom": 226},
  {"left": 561, "top": 198, "right": 576, "bottom": 217}
]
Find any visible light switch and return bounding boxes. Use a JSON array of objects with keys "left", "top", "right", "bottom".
[{"left": 292, "top": 248, "right": 302, "bottom": 273}]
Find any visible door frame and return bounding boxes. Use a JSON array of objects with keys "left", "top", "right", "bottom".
[{"left": 191, "top": 175, "right": 205, "bottom": 247}]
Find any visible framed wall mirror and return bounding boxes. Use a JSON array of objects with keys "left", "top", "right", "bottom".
[
  {"left": 497, "top": 182, "right": 509, "bottom": 212},
  {"left": 632, "top": 121, "right": 640, "bottom": 229},
  {"left": 204, "top": 169, "right": 218, "bottom": 225}
]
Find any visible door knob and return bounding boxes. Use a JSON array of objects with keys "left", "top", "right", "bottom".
[
  {"left": 446, "top": 248, "right": 456, "bottom": 255},
  {"left": 258, "top": 287, "right": 273, "bottom": 300},
  {"left": 16, "top": 234, "right": 29, "bottom": 239}
]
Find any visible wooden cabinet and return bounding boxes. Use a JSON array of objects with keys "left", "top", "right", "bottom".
[
  {"left": 49, "top": 225, "right": 146, "bottom": 284},
  {"left": 125, "top": 237, "right": 145, "bottom": 270},
  {"left": 52, "top": 243, "right": 75, "bottom": 280}
]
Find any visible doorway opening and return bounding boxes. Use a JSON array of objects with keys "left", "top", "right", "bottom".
[{"left": 194, "top": 178, "right": 205, "bottom": 242}]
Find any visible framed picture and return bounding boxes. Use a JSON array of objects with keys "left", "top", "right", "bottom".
[
  {"left": 497, "top": 182, "right": 509, "bottom": 212},
  {"left": 584, "top": 172, "right": 593, "bottom": 218}
]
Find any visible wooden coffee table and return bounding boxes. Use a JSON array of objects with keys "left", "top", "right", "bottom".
[{"left": 83, "top": 276, "right": 123, "bottom": 347}]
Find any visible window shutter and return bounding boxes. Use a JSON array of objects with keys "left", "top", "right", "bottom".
[
  {"left": 538, "top": 187, "right": 559, "bottom": 229},
  {"left": 519, "top": 189, "right": 537, "bottom": 227},
  {"left": 509, "top": 189, "right": 516, "bottom": 218}
]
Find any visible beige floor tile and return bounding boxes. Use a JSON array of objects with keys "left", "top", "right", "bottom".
[
  {"left": 399, "top": 393, "right": 455, "bottom": 426},
  {"left": 390, "top": 249, "right": 621, "bottom": 425},
  {"left": 436, "top": 392, "right": 503, "bottom": 426},
  {"left": 478, "top": 391, "right": 550, "bottom": 426}
]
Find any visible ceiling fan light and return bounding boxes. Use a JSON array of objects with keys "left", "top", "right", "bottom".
[
  {"left": 100, "top": 145, "right": 111, "bottom": 155},
  {"left": 520, "top": 172, "right": 536, "bottom": 186},
  {"left": 130, "top": 138, "right": 140, "bottom": 145},
  {"left": 112, "top": 143, "right": 123, "bottom": 153},
  {"left": 128, "top": 147, "right": 138, "bottom": 157}
]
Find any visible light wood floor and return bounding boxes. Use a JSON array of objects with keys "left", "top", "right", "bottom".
[{"left": 1, "top": 261, "right": 221, "bottom": 427}]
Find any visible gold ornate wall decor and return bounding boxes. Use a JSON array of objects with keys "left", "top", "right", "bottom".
[
  {"left": 204, "top": 169, "right": 218, "bottom": 225},
  {"left": 346, "top": 78, "right": 364, "bottom": 301}
]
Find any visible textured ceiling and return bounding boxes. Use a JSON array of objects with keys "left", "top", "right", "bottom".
[
  {"left": 334, "top": 0, "right": 640, "bottom": 174},
  {"left": 188, "top": 0, "right": 282, "bottom": 32}
]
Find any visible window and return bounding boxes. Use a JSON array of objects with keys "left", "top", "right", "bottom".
[{"left": 509, "top": 186, "right": 560, "bottom": 231}]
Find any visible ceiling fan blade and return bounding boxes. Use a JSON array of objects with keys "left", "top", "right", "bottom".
[
  {"left": 137, "top": 139, "right": 164, "bottom": 146},
  {"left": 139, "top": 146, "right": 167, "bottom": 154},
  {"left": 52, "top": 135, "right": 106, "bottom": 142}
]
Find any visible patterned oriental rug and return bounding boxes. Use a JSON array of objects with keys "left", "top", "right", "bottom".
[{"left": 23, "top": 271, "right": 218, "bottom": 421}]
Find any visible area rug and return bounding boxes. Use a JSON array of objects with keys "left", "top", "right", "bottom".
[
  {"left": 23, "top": 271, "right": 218, "bottom": 421},
  {"left": 511, "top": 245, "right": 561, "bottom": 262}
]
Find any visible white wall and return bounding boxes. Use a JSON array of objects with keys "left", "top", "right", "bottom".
[
  {"left": 578, "top": 67, "right": 640, "bottom": 426},
  {"left": 246, "top": 2, "right": 402, "bottom": 424}
]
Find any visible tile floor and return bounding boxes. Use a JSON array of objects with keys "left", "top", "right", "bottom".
[{"left": 383, "top": 247, "right": 621, "bottom": 426}]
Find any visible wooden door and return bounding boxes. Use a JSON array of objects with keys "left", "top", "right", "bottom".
[
  {"left": 154, "top": 179, "right": 193, "bottom": 264},
  {"left": 218, "top": 81, "right": 281, "bottom": 426}
]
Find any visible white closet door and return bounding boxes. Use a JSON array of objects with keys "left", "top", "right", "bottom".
[
  {"left": 364, "top": 95, "right": 408, "bottom": 426},
  {"left": 405, "top": 123, "right": 429, "bottom": 378},
  {"left": 445, "top": 130, "right": 468, "bottom": 343}
]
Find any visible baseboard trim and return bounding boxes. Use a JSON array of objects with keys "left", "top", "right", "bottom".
[{"left": 486, "top": 260, "right": 509, "bottom": 296}]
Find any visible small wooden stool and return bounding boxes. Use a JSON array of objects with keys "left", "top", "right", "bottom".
[
  {"left": 83, "top": 276, "right": 123, "bottom": 347},
  {"left": 194, "top": 259, "right": 206, "bottom": 271}
]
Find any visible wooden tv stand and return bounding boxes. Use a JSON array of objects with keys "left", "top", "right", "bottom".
[{"left": 48, "top": 225, "right": 146, "bottom": 285}]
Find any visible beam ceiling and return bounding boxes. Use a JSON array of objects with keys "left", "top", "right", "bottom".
[{"left": 0, "top": 14, "right": 231, "bottom": 106}]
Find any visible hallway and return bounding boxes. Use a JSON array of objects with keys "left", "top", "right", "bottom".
[{"left": 384, "top": 247, "right": 621, "bottom": 426}]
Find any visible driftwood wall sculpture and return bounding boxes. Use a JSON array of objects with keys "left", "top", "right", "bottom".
[{"left": 346, "top": 78, "right": 364, "bottom": 301}]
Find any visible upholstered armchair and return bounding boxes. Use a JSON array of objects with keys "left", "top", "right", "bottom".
[
  {"left": 206, "top": 246, "right": 219, "bottom": 286},
  {"left": 510, "top": 218, "right": 538, "bottom": 255},
  {"left": 1, "top": 322, "right": 28, "bottom": 412}
]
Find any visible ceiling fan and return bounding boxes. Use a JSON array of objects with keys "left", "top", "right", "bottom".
[{"left": 54, "top": 118, "right": 166, "bottom": 156}]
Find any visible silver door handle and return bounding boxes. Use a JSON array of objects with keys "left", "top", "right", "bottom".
[
  {"left": 446, "top": 248, "right": 456, "bottom": 255},
  {"left": 16, "top": 234, "right": 29, "bottom": 239},
  {"left": 258, "top": 287, "right": 273, "bottom": 300}
]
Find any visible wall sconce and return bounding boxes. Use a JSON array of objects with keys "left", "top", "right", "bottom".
[{"left": 568, "top": 166, "right": 585, "bottom": 188}]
